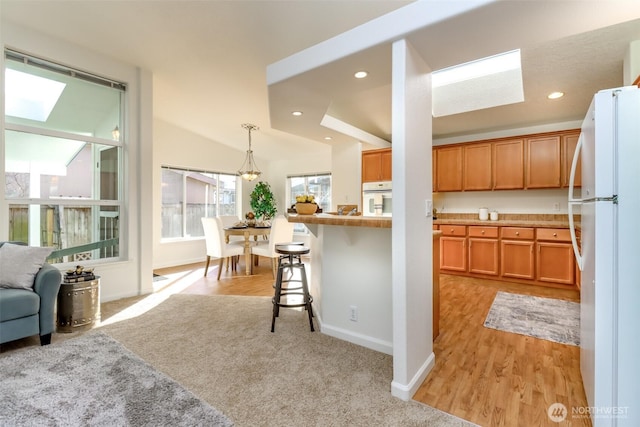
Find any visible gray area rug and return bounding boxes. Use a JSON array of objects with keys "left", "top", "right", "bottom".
[
  {"left": 484, "top": 291, "right": 580, "bottom": 346},
  {"left": 0, "top": 332, "right": 233, "bottom": 426},
  {"left": 100, "top": 294, "right": 474, "bottom": 426}
]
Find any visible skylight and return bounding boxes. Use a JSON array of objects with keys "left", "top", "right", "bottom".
[
  {"left": 432, "top": 49, "right": 524, "bottom": 117},
  {"left": 5, "top": 69, "right": 66, "bottom": 122}
]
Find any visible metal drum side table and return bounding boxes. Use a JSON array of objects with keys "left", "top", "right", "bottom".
[{"left": 57, "top": 277, "right": 101, "bottom": 333}]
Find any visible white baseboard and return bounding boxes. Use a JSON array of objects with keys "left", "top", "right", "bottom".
[
  {"left": 390, "top": 352, "right": 436, "bottom": 401},
  {"left": 319, "top": 322, "right": 393, "bottom": 355}
]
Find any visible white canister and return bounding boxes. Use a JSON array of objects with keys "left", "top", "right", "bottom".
[
  {"left": 479, "top": 208, "right": 489, "bottom": 221},
  {"left": 490, "top": 211, "right": 498, "bottom": 221}
]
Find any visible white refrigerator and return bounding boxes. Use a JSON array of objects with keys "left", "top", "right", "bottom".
[{"left": 568, "top": 86, "right": 640, "bottom": 426}]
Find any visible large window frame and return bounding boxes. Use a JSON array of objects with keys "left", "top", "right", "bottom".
[
  {"left": 3, "top": 49, "right": 125, "bottom": 264},
  {"left": 160, "top": 166, "right": 238, "bottom": 240}
]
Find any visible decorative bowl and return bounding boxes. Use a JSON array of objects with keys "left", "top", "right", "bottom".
[{"left": 295, "top": 203, "right": 318, "bottom": 215}]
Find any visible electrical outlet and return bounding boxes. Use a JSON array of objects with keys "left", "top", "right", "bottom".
[
  {"left": 426, "top": 200, "right": 433, "bottom": 217},
  {"left": 349, "top": 305, "right": 358, "bottom": 322}
]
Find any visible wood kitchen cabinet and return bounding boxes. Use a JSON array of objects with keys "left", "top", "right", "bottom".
[
  {"left": 362, "top": 148, "right": 392, "bottom": 182},
  {"left": 468, "top": 226, "right": 499, "bottom": 275},
  {"left": 440, "top": 225, "right": 467, "bottom": 272},
  {"left": 493, "top": 139, "right": 524, "bottom": 190},
  {"left": 536, "top": 228, "right": 574, "bottom": 285},
  {"left": 562, "top": 131, "right": 581, "bottom": 188},
  {"left": 500, "top": 227, "right": 535, "bottom": 280},
  {"left": 436, "top": 221, "right": 579, "bottom": 289},
  {"left": 463, "top": 143, "right": 492, "bottom": 191},
  {"left": 432, "top": 129, "right": 581, "bottom": 192},
  {"left": 526, "top": 135, "right": 561, "bottom": 188},
  {"left": 435, "top": 146, "right": 463, "bottom": 192}
]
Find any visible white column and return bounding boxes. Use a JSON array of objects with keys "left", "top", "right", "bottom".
[{"left": 390, "top": 38, "right": 434, "bottom": 400}]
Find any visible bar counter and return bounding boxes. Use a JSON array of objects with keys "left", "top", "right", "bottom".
[{"left": 287, "top": 213, "right": 392, "bottom": 228}]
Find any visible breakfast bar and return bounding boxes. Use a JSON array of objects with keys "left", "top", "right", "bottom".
[{"left": 287, "top": 214, "right": 441, "bottom": 354}]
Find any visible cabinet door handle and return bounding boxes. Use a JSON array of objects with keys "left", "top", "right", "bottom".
[
  {"left": 553, "top": 232, "right": 557, "bottom": 237},
  {"left": 516, "top": 231, "right": 520, "bottom": 236},
  {"left": 481, "top": 230, "right": 485, "bottom": 234}
]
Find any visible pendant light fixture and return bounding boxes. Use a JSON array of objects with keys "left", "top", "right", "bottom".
[{"left": 238, "top": 123, "right": 261, "bottom": 181}]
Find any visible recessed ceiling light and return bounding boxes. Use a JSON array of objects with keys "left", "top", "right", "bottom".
[
  {"left": 292, "top": 111, "right": 303, "bottom": 116},
  {"left": 354, "top": 71, "right": 368, "bottom": 79},
  {"left": 547, "top": 91, "right": 564, "bottom": 99},
  {"left": 324, "top": 136, "right": 332, "bottom": 140}
]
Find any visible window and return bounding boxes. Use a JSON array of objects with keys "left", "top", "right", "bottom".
[
  {"left": 3, "top": 50, "right": 125, "bottom": 263},
  {"left": 161, "top": 166, "right": 237, "bottom": 239},
  {"left": 287, "top": 173, "right": 331, "bottom": 233}
]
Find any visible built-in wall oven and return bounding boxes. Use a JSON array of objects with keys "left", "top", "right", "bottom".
[{"left": 362, "top": 181, "right": 392, "bottom": 217}]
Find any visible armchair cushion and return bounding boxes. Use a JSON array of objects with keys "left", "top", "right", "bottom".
[{"left": 0, "top": 243, "right": 53, "bottom": 291}]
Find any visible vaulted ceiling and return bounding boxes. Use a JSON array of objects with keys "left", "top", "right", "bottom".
[{"left": 3, "top": 1, "right": 640, "bottom": 160}]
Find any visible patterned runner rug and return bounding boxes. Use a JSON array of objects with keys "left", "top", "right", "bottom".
[{"left": 484, "top": 291, "right": 580, "bottom": 346}]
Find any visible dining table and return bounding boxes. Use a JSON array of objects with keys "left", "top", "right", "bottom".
[{"left": 224, "top": 225, "right": 271, "bottom": 275}]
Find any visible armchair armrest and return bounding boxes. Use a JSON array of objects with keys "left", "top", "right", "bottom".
[{"left": 33, "top": 263, "right": 62, "bottom": 337}]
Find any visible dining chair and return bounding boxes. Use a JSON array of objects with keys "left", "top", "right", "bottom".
[
  {"left": 219, "top": 215, "right": 244, "bottom": 243},
  {"left": 251, "top": 216, "right": 295, "bottom": 278},
  {"left": 201, "top": 217, "right": 245, "bottom": 279}
]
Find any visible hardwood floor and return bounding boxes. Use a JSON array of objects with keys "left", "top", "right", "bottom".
[
  {"left": 414, "top": 275, "right": 590, "bottom": 427},
  {"left": 156, "top": 259, "right": 591, "bottom": 427}
]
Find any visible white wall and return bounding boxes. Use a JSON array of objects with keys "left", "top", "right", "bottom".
[
  {"left": 1, "top": 21, "right": 154, "bottom": 302},
  {"left": 331, "top": 141, "right": 362, "bottom": 211}
]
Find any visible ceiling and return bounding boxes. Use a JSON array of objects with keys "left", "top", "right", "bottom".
[{"left": 2, "top": 1, "right": 640, "bottom": 161}]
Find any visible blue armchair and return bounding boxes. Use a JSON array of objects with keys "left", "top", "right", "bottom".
[{"left": 0, "top": 242, "right": 62, "bottom": 346}]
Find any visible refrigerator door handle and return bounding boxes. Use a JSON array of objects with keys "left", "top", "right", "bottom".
[
  {"left": 568, "top": 201, "right": 583, "bottom": 271},
  {"left": 568, "top": 133, "right": 584, "bottom": 271}
]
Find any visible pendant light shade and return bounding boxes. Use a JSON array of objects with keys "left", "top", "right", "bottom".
[{"left": 238, "top": 123, "right": 261, "bottom": 181}]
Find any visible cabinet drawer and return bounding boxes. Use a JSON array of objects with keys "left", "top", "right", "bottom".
[
  {"left": 501, "top": 227, "right": 534, "bottom": 240},
  {"left": 537, "top": 228, "right": 571, "bottom": 242},
  {"left": 440, "top": 225, "right": 467, "bottom": 236},
  {"left": 468, "top": 226, "right": 498, "bottom": 238}
]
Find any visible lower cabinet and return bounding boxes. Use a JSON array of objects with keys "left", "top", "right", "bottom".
[
  {"left": 501, "top": 240, "right": 535, "bottom": 280},
  {"left": 468, "top": 226, "right": 499, "bottom": 275},
  {"left": 436, "top": 223, "right": 578, "bottom": 289},
  {"left": 440, "top": 225, "right": 467, "bottom": 272},
  {"left": 536, "top": 228, "right": 574, "bottom": 285},
  {"left": 500, "top": 227, "right": 535, "bottom": 280}
]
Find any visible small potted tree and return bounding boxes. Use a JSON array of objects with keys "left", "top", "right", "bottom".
[{"left": 250, "top": 181, "right": 277, "bottom": 223}]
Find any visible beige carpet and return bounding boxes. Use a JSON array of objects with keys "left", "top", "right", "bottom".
[{"left": 100, "top": 294, "right": 474, "bottom": 426}]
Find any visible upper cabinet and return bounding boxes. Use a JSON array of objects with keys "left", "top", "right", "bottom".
[
  {"left": 463, "top": 143, "right": 492, "bottom": 191},
  {"left": 493, "top": 139, "right": 524, "bottom": 190},
  {"left": 526, "top": 135, "right": 561, "bottom": 188},
  {"left": 433, "top": 129, "right": 581, "bottom": 192},
  {"left": 434, "top": 146, "right": 463, "bottom": 192},
  {"left": 362, "top": 148, "right": 392, "bottom": 182},
  {"left": 561, "top": 131, "right": 581, "bottom": 188}
]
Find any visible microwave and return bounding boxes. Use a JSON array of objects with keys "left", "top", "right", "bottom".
[{"left": 362, "top": 181, "right": 392, "bottom": 217}]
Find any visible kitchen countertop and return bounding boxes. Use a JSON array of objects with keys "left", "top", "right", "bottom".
[
  {"left": 434, "top": 213, "right": 577, "bottom": 229},
  {"left": 433, "top": 218, "right": 572, "bottom": 228}
]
